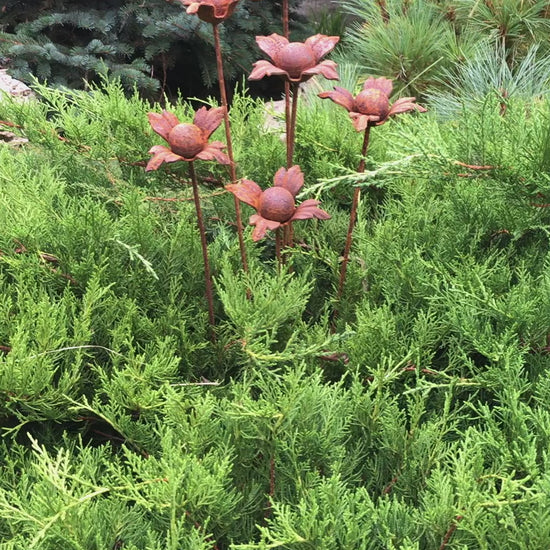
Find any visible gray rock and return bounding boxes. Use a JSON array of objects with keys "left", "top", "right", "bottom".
[
  {"left": 0, "top": 130, "right": 29, "bottom": 146},
  {"left": 0, "top": 69, "right": 35, "bottom": 101}
]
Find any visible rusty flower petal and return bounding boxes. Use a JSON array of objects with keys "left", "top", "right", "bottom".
[
  {"left": 349, "top": 113, "right": 372, "bottom": 133},
  {"left": 196, "top": 141, "right": 231, "bottom": 164},
  {"left": 250, "top": 33, "right": 339, "bottom": 83},
  {"left": 181, "top": 0, "right": 240, "bottom": 25},
  {"left": 148, "top": 111, "right": 179, "bottom": 141},
  {"left": 303, "top": 60, "right": 339, "bottom": 81},
  {"left": 362, "top": 77, "right": 393, "bottom": 96},
  {"left": 305, "top": 34, "right": 340, "bottom": 61},
  {"left": 226, "top": 179, "right": 263, "bottom": 209},
  {"left": 193, "top": 105, "right": 226, "bottom": 139},
  {"left": 256, "top": 34, "right": 289, "bottom": 61},
  {"left": 291, "top": 199, "right": 331, "bottom": 221},
  {"left": 249, "top": 60, "right": 289, "bottom": 81},
  {"left": 318, "top": 86, "right": 354, "bottom": 111},
  {"left": 146, "top": 145, "right": 184, "bottom": 171},
  {"left": 273, "top": 166, "right": 303, "bottom": 197},
  {"left": 249, "top": 214, "right": 282, "bottom": 241},
  {"left": 389, "top": 97, "right": 428, "bottom": 117},
  {"left": 319, "top": 76, "right": 426, "bottom": 131}
]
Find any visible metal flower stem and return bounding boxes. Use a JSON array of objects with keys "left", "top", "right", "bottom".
[
  {"left": 212, "top": 23, "right": 248, "bottom": 273},
  {"left": 287, "top": 81, "right": 300, "bottom": 168},
  {"left": 284, "top": 78, "right": 296, "bottom": 176},
  {"left": 189, "top": 161, "right": 216, "bottom": 335},
  {"left": 275, "top": 228, "right": 283, "bottom": 270},
  {"left": 284, "top": 81, "right": 300, "bottom": 249},
  {"left": 337, "top": 125, "right": 371, "bottom": 300},
  {"left": 282, "top": 0, "right": 289, "bottom": 38},
  {"left": 283, "top": 0, "right": 291, "bottom": 182}
]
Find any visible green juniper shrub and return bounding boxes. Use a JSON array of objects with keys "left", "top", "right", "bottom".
[{"left": 2, "top": 72, "right": 550, "bottom": 549}]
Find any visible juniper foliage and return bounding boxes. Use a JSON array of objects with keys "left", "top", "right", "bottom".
[{"left": 1, "top": 79, "right": 550, "bottom": 548}]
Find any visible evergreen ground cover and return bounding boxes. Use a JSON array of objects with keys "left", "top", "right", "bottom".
[{"left": 1, "top": 76, "right": 550, "bottom": 548}]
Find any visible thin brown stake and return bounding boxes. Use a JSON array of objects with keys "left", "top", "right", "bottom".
[
  {"left": 282, "top": 0, "right": 289, "bottom": 38},
  {"left": 382, "top": 475, "right": 399, "bottom": 495},
  {"left": 439, "top": 515, "right": 463, "bottom": 550},
  {"left": 285, "top": 81, "right": 291, "bottom": 167},
  {"left": 336, "top": 125, "right": 371, "bottom": 301},
  {"left": 189, "top": 162, "right": 216, "bottom": 337},
  {"left": 0, "top": 120, "right": 21, "bottom": 128},
  {"left": 454, "top": 161, "right": 496, "bottom": 170},
  {"left": 264, "top": 454, "right": 276, "bottom": 519},
  {"left": 212, "top": 23, "right": 248, "bottom": 273},
  {"left": 287, "top": 81, "right": 300, "bottom": 167},
  {"left": 275, "top": 228, "right": 283, "bottom": 270},
  {"left": 283, "top": 82, "right": 300, "bottom": 251},
  {"left": 283, "top": 0, "right": 291, "bottom": 170}
]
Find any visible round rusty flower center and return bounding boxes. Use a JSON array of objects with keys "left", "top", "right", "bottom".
[
  {"left": 277, "top": 43, "right": 316, "bottom": 79},
  {"left": 259, "top": 187, "right": 295, "bottom": 223},
  {"left": 168, "top": 123, "right": 204, "bottom": 158},
  {"left": 355, "top": 89, "right": 390, "bottom": 120}
]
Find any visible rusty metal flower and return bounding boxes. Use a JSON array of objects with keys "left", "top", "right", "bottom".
[
  {"left": 249, "top": 34, "right": 340, "bottom": 83},
  {"left": 226, "top": 166, "right": 330, "bottom": 241},
  {"left": 179, "top": 0, "right": 240, "bottom": 25},
  {"left": 319, "top": 77, "right": 427, "bottom": 132},
  {"left": 146, "top": 107, "right": 230, "bottom": 171}
]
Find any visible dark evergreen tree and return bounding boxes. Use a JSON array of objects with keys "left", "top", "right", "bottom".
[{"left": 0, "top": 0, "right": 305, "bottom": 97}]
